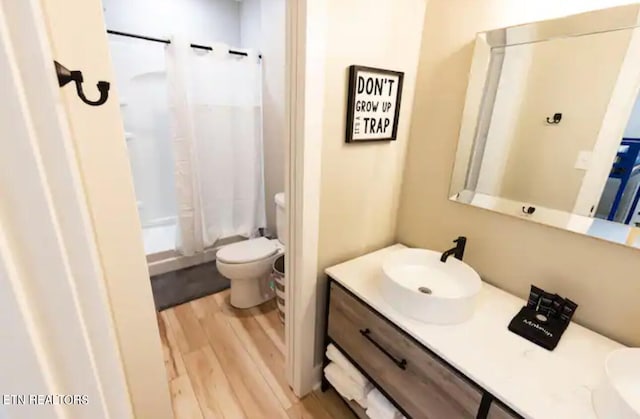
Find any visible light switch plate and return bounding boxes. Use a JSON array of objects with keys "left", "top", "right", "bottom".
[{"left": 575, "top": 151, "right": 592, "bottom": 170}]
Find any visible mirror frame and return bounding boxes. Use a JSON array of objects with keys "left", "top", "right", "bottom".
[{"left": 450, "top": 4, "right": 640, "bottom": 248}]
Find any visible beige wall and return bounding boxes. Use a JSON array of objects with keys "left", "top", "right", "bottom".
[
  {"left": 499, "top": 31, "right": 631, "bottom": 211},
  {"left": 241, "top": 0, "right": 286, "bottom": 235},
  {"left": 316, "top": 0, "right": 426, "bottom": 271},
  {"left": 314, "top": 0, "right": 427, "bottom": 364},
  {"left": 261, "top": 0, "right": 286, "bottom": 236},
  {"left": 398, "top": 0, "right": 640, "bottom": 346}
]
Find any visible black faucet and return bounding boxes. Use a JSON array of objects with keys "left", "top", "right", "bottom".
[{"left": 440, "top": 236, "right": 467, "bottom": 263}]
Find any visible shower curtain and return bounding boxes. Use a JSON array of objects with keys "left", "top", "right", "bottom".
[{"left": 166, "top": 39, "right": 266, "bottom": 256}]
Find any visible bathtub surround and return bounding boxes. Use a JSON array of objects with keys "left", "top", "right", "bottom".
[
  {"left": 104, "top": 0, "right": 279, "bottom": 256},
  {"left": 103, "top": 0, "right": 243, "bottom": 229},
  {"left": 142, "top": 224, "right": 176, "bottom": 255},
  {"left": 108, "top": 37, "right": 176, "bottom": 229},
  {"left": 398, "top": 0, "right": 640, "bottom": 346}
]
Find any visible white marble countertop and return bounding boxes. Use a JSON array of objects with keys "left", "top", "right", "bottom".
[{"left": 325, "top": 244, "right": 625, "bottom": 419}]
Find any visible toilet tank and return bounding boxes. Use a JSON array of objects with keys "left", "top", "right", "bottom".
[{"left": 275, "top": 193, "right": 286, "bottom": 245}]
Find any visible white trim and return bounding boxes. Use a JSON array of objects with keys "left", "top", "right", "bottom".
[
  {"left": 284, "top": 0, "right": 298, "bottom": 393},
  {"left": 573, "top": 24, "right": 640, "bottom": 216},
  {"left": 285, "top": 0, "right": 327, "bottom": 396},
  {"left": 309, "top": 364, "right": 324, "bottom": 391},
  {"left": 0, "top": 230, "right": 61, "bottom": 419},
  {"left": 450, "top": 34, "right": 491, "bottom": 195}
]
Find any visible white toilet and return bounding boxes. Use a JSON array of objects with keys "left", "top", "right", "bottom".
[{"left": 216, "top": 193, "right": 286, "bottom": 308}]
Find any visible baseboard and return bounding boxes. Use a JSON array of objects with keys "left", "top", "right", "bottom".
[{"left": 310, "top": 363, "right": 323, "bottom": 392}]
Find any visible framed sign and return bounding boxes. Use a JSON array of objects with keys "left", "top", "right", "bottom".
[{"left": 345, "top": 65, "right": 404, "bottom": 142}]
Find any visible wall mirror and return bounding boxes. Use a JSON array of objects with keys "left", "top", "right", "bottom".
[{"left": 450, "top": 4, "right": 640, "bottom": 249}]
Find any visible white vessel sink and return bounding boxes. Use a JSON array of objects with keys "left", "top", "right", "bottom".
[
  {"left": 380, "top": 248, "right": 482, "bottom": 324},
  {"left": 593, "top": 348, "right": 640, "bottom": 419}
]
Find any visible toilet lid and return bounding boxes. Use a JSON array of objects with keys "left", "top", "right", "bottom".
[{"left": 216, "top": 237, "right": 278, "bottom": 264}]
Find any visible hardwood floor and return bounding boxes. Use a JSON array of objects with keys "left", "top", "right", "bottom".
[{"left": 157, "top": 290, "right": 356, "bottom": 419}]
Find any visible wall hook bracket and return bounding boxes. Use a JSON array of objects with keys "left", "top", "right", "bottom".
[
  {"left": 54, "top": 61, "right": 110, "bottom": 107},
  {"left": 546, "top": 113, "right": 562, "bottom": 124},
  {"left": 522, "top": 205, "right": 536, "bottom": 215}
]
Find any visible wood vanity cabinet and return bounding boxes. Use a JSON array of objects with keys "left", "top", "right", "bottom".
[
  {"left": 487, "top": 401, "right": 519, "bottom": 419},
  {"left": 325, "top": 280, "right": 522, "bottom": 419}
]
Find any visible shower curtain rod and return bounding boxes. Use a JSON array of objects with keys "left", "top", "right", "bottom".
[{"left": 106, "top": 29, "right": 262, "bottom": 59}]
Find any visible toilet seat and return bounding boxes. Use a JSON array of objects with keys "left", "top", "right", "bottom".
[{"left": 216, "top": 237, "right": 278, "bottom": 264}]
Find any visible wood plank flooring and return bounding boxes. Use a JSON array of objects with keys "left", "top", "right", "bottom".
[{"left": 157, "top": 290, "right": 356, "bottom": 418}]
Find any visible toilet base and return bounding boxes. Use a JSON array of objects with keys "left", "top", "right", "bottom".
[{"left": 229, "top": 273, "right": 275, "bottom": 309}]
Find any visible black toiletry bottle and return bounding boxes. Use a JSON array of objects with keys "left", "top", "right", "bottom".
[
  {"left": 549, "top": 294, "right": 565, "bottom": 319},
  {"left": 560, "top": 299, "right": 578, "bottom": 323},
  {"left": 538, "top": 292, "right": 554, "bottom": 316},
  {"left": 527, "top": 285, "right": 543, "bottom": 309}
]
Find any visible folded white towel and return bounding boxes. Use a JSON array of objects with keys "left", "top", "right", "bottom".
[
  {"left": 366, "top": 389, "right": 403, "bottom": 419},
  {"left": 366, "top": 406, "right": 405, "bottom": 419},
  {"left": 324, "top": 363, "right": 371, "bottom": 408},
  {"left": 365, "top": 407, "right": 382, "bottom": 419},
  {"left": 326, "top": 344, "right": 369, "bottom": 388},
  {"left": 366, "top": 406, "right": 385, "bottom": 419}
]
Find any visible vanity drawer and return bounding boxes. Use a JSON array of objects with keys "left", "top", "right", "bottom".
[{"left": 327, "top": 281, "right": 483, "bottom": 419}]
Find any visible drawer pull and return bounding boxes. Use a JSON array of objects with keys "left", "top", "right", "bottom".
[{"left": 359, "top": 328, "right": 407, "bottom": 370}]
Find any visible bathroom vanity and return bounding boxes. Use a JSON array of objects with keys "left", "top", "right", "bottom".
[{"left": 322, "top": 245, "right": 625, "bottom": 419}]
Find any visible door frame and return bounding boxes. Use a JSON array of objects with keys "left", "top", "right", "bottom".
[
  {"left": 16, "top": 0, "right": 173, "bottom": 417},
  {"left": 285, "top": 0, "right": 327, "bottom": 395},
  {"left": 1, "top": 1, "right": 328, "bottom": 417},
  {"left": 573, "top": 27, "right": 640, "bottom": 216},
  {"left": 0, "top": 0, "right": 137, "bottom": 417}
]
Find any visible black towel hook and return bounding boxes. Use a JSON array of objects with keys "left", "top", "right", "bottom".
[
  {"left": 54, "top": 61, "right": 110, "bottom": 107},
  {"left": 546, "top": 113, "right": 562, "bottom": 124},
  {"left": 522, "top": 206, "right": 536, "bottom": 215}
]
